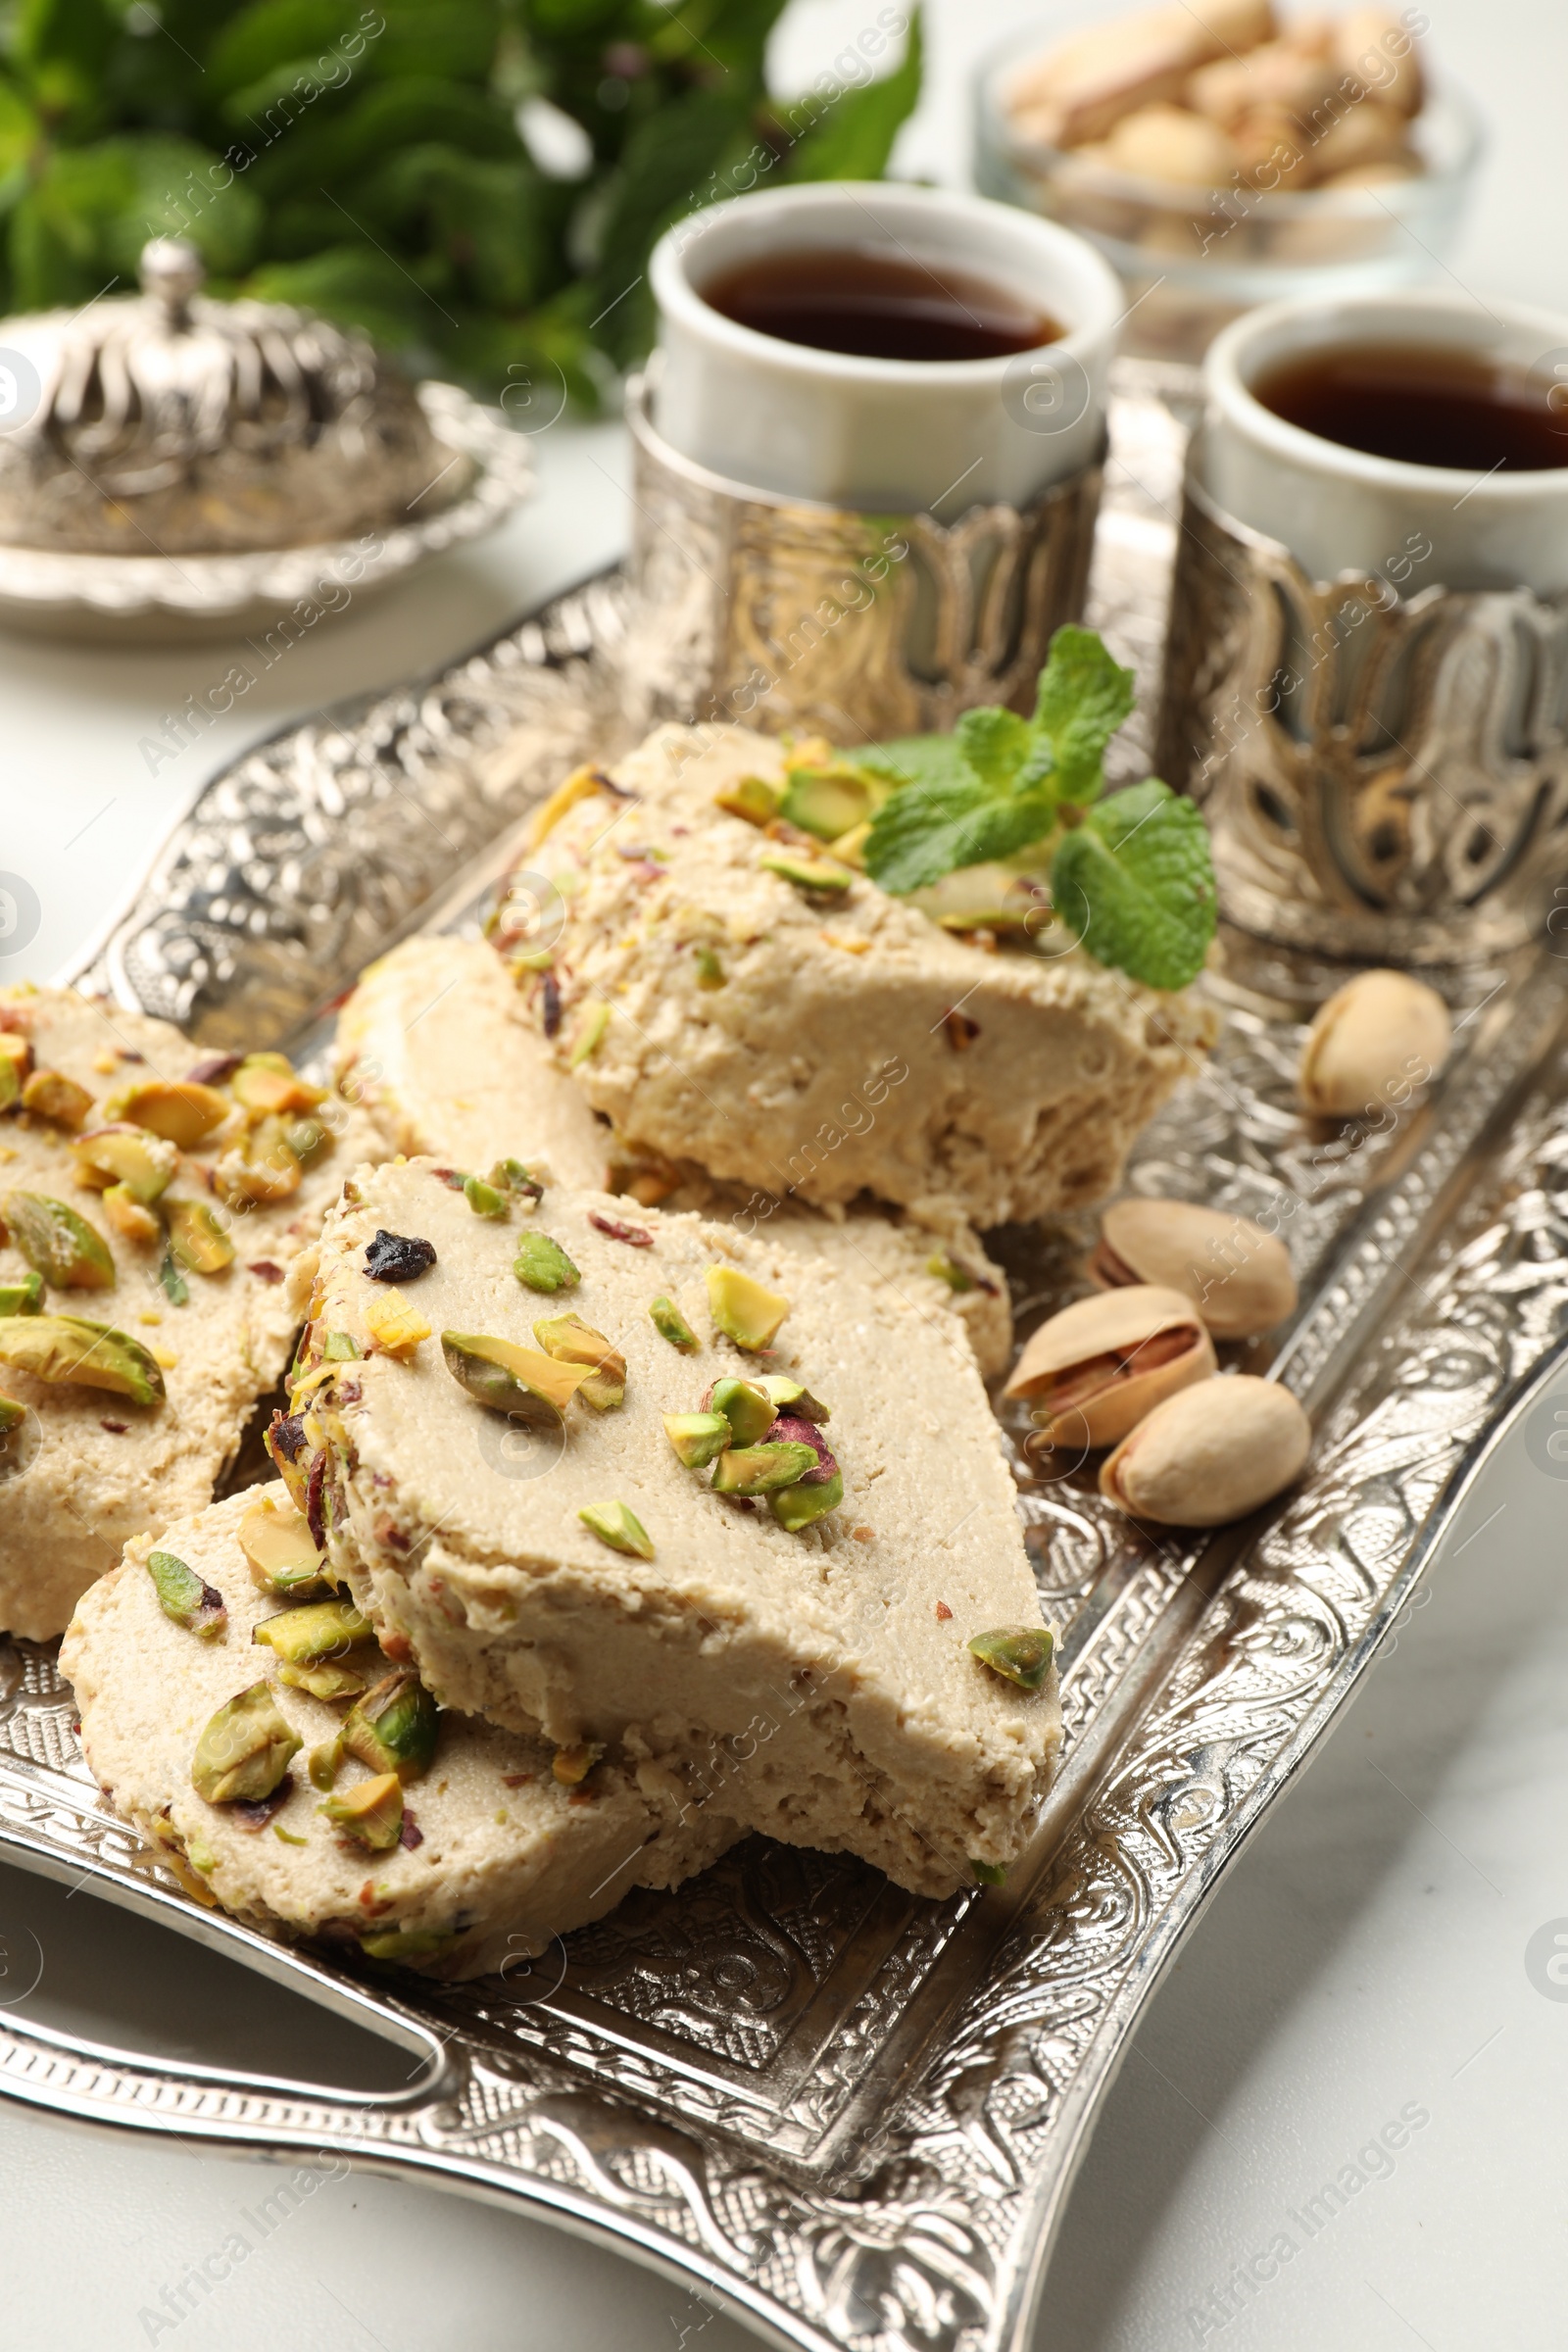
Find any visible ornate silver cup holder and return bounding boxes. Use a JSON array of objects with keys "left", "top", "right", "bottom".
[{"left": 4, "top": 366, "right": 1567, "bottom": 2352}]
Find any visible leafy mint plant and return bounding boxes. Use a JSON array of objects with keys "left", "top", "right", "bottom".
[{"left": 858, "top": 626, "right": 1216, "bottom": 991}]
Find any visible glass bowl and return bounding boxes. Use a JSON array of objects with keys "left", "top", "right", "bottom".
[{"left": 973, "top": 9, "right": 1485, "bottom": 364}]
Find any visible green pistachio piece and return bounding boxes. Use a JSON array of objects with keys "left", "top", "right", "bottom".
[
  {"left": 101, "top": 1183, "right": 161, "bottom": 1246},
  {"left": 971, "top": 1858, "right": 1007, "bottom": 1886},
  {"left": 0, "top": 1059, "right": 19, "bottom": 1113},
  {"left": 273, "top": 1823, "right": 309, "bottom": 1845},
  {"left": 709, "top": 1376, "right": 777, "bottom": 1446},
  {"left": 278, "top": 1660, "right": 366, "bottom": 1700},
  {"left": 191, "top": 1682, "right": 301, "bottom": 1805},
  {"left": 252, "top": 1595, "right": 372, "bottom": 1665},
  {"left": 4, "top": 1192, "right": 115, "bottom": 1289},
  {"left": 106, "top": 1078, "right": 228, "bottom": 1148},
  {"left": 441, "top": 1331, "right": 587, "bottom": 1421},
  {"left": 769, "top": 1469, "right": 845, "bottom": 1531},
  {"left": 464, "top": 1173, "right": 510, "bottom": 1218},
  {"left": 693, "top": 943, "right": 725, "bottom": 990},
  {"left": 231, "top": 1054, "right": 325, "bottom": 1115},
  {"left": 662, "top": 1411, "right": 731, "bottom": 1469},
  {"left": 166, "top": 1199, "right": 234, "bottom": 1275},
  {"left": 341, "top": 1671, "right": 439, "bottom": 1784},
  {"left": 71, "top": 1124, "right": 177, "bottom": 1202},
  {"left": 0, "top": 1314, "right": 163, "bottom": 1403},
  {"left": 360, "top": 1926, "right": 459, "bottom": 1965},
  {"left": 759, "top": 851, "right": 853, "bottom": 895},
  {"left": 552, "top": 1740, "right": 603, "bottom": 1788},
  {"left": 780, "top": 766, "right": 874, "bottom": 843},
  {"left": 967, "top": 1627, "right": 1054, "bottom": 1691},
  {"left": 705, "top": 1265, "right": 789, "bottom": 1350},
  {"left": 926, "top": 1252, "right": 976, "bottom": 1295},
  {"left": 650, "top": 1296, "right": 699, "bottom": 1351},
  {"left": 284, "top": 1114, "right": 333, "bottom": 1167},
  {"left": 321, "top": 1331, "right": 360, "bottom": 1360},
  {"left": 532, "top": 1311, "right": 625, "bottom": 1410},
  {"left": 0, "top": 1272, "right": 43, "bottom": 1315},
  {"left": 714, "top": 773, "right": 780, "bottom": 825},
  {"left": 513, "top": 1231, "right": 581, "bottom": 1293},
  {"left": 567, "top": 1001, "right": 611, "bottom": 1068},
  {"left": 308, "top": 1736, "right": 343, "bottom": 1791},
  {"left": 21, "top": 1068, "right": 93, "bottom": 1127},
  {"left": 577, "top": 1501, "right": 655, "bottom": 1558},
  {"left": 491, "top": 1158, "right": 544, "bottom": 1203},
  {"left": 146, "top": 1549, "right": 227, "bottom": 1640},
  {"left": 0, "top": 1393, "right": 24, "bottom": 1436},
  {"left": 318, "top": 1769, "right": 403, "bottom": 1849},
  {"left": 758, "top": 1374, "right": 831, "bottom": 1423},
  {"left": 710, "top": 1442, "right": 818, "bottom": 1496}
]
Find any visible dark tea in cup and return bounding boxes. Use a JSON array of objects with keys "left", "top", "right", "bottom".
[
  {"left": 1251, "top": 341, "right": 1568, "bottom": 472},
  {"left": 700, "top": 245, "right": 1063, "bottom": 364}
]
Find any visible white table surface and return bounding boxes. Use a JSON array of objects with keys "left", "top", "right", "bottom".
[{"left": 3, "top": 4, "right": 1566, "bottom": 2345}]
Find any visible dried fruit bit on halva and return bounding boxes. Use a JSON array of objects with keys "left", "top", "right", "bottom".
[{"left": 364, "top": 1229, "right": 437, "bottom": 1282}]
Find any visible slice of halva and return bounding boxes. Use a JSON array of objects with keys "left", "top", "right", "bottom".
[
  {"left": 293, "top": 1158, "right": 1060, "bottom": 1897},
  {"left": 0, "top": 987, "right": 379, "bottom": 1640},
  {"left": 525, "top": 723, "right": 1218, "bottom": 1230},
  {"left": 335, "top": 932, "right": 1012, "bottom": 1377},
  {"left": 61, "top": 1486, "right": 741, "bottom": 1980}
]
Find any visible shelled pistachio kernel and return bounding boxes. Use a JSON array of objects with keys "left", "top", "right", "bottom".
[
  {"left": 708, "top": 1377, "right": 777, "bottom": 1446},
  {"left": 238, "top": 1495, "right": 334, "bottom": 1600},
  {"left": 533, "top": 1311, "right": 625, "bottom": 1410},
  {"left": 714, "top": 772, "right": 780, "bottom": 826},
  {"left": 770, "top": 1469, "right": 844, "bottom": 1531},
  {"left": 663, "top": 1411, "right": 730, "bottom": 1469},
  {"left": 464, "top": 1173, "right": 509, "bottom": 1219},
  {"left": 971, "top": 1859, "right": 1007, "bottom": 1886},
  {"left": 363, "top": 1291, "right": 430, "bottom": 1359},
  {"left": 578, "top": 1501, "right": 654, "bottom": 1559},
  {"left": 967, "top": 1627, "right": 1054, "bottom": 1691},
  {"left": 757, "top": 1374, "right": 831, "bottom": 1423},
  {"left": 166, "top": 1198, "right": 234, "bottom": 1274},
  {"left": 492, "top": 1157, "right": 543, "bottom": 1204},
  {"left": 20, "top": 1068, "right": 93, "bottom": 1127},
  {"left": 0, "top": 1315, "right": 163, "bottom": 1403},
  {"left": 252, "top": 1594, "right": 372, "bottom": 1666},
  {"left": 5, "top": 1191, "right": 115, "bottom": 1288},
  {"left": 360, "top": 1926, "right": 459, "bottom": 1965},
  {"left": 710, "top": 1442, "right": 818, "bottom": 1496},
  {"left": 567, "top": 1002, "right": 610, "bottom": 1068},
  {"left": 230, "top": 1052, "right": 326, "bottom": 1116},
  {"left": 101, "top": 1185, "right": 160, "bottom": 1246},
  {"left": 0, "top": 1271, "right": 43, "bottom": 1315},
  {"left": 0, "top": 1039, "right": 25, "bottom": 1108},
  {"left": 71, "top": 1124, "right": 176, "bottom": 1202},
  {"left": 442, "top": 1331, "right": 588, "bottom": 1420},
  {"left": 107, "top": 1078, "right": 228, "bottom": 1148},
  {"left": 514, "top": 1231, "right": 581, "bottom": 1293},
  {"left": 191, "top": 1682, "right": 301, "bottom": 1805},
  {"left": 693, "top": 944, "right": 725, "bottom": 990},
  {"left": 705, "top": 1265, "right": 789, "bottom": 1350},
  {"left": 318, "top": 1770, "right": 403, "bottom": 1850},
  {"left": 0, "top": 1394, "right": 24, "bottom": 1436},
  {"left": 341, "top": 1671, "right": 439, "bottom": 1784},
  {"left": 146, "top": 1548, "right": 227, "bottom": 1640},
  {"left": 278, "top": 1660, "right": 366, "bottom": 1701},
  {"left": 650, "top": 1295, "right": 699, "bottom": 1351},
  {"left": 552, "top": 1740, "right": 604, "bottom": 1788},
  {"left": 308, "top": 1736, "right": 343, "bottom": 1791},
  {"left": 321, "top": 1331, "right": 360, "bottom": 1360},
  {"left": 759, "top": 850, "right": 853, "bottom": 896}
]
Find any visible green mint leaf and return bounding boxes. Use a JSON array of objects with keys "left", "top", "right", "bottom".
[
  {"left": 858, "top": 736, "right": 972, "bottom": 793},
  {"left": 864, "top": 775, "right": 1055, "bottom": 897},
  {"left": 954, "top": 706, "right": 1032, "bottom": 791},
  {"left": 1051, "top": 780, "right": 1216, "bottom": 990},
  {"left": 783, "top": 8, "right": 924, "bottom": 182},
  {"left": 1032, "top": 626, "right": 1137, "bottom": 805}
]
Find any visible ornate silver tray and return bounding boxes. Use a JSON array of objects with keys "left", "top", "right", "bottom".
[{"left": 8, "top": 368, "right": 1568, "bottom": 2352}]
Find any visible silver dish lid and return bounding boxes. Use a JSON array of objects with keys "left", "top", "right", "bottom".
[{"left": 0, "top": 238, "right": 465, "bottom": 557}]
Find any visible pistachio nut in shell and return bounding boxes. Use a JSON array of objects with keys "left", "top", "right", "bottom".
[
  {"left": 1100, "top": 1374, "right": 1311, "bottom": 1528},
  {"left": 1298, "top": 970, "right": 1451, "bottom": 1119},
  {"left": 1004, "top": 1284, "right": 1215, "bottom": 1449},
  {"left": 1092, "top": 1199, "right": 1298, "bottom": 1341}
]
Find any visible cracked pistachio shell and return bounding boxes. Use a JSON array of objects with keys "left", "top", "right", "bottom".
[
  {"left": 191, "top": 1682, "right": 301, "bottom": 1805},
  {"left": 1298, "top": 970, "right": 1451, "bottom": 1119},
  {"left": 1100, "top": 1374, "right": 1311, "bottom": 1528},
  {"left": 1004, "top": 1285, "right": 1215, "bottom": 1449},
  {"left": 1093, "top": 1199, "right": 1298, "bottom": 1341}
]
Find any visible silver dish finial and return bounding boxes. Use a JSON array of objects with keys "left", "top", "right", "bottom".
[{"left": 136, "top": 236, "right": 206, "bottom": 328}]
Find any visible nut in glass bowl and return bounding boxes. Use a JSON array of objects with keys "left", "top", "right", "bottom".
[
  {"left": 0, "top": 238, "right": 534, "bottom": 641},
  {"left": 973, "top": 4, "right": 1483, "bottom": 363}
]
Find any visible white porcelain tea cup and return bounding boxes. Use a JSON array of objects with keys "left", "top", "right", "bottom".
[
  {"left": 1203, "top": 290, "right": 1568, "bottom": 595},
  {"left": 648, "top": 181, "right": 1123, "bottom": 514}
]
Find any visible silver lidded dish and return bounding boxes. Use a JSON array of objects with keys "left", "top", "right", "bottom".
[{"left": 0, "top": 238, "right": 533, "bottom": 641}]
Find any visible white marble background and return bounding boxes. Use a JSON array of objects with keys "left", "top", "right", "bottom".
[{"left": 2, "top": 3, "right": 1566, "bottom": 2345}]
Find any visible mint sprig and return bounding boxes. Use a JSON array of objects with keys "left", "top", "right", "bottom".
[{"left": 858, "top": 626, "right": 1216, "bottom": 992}]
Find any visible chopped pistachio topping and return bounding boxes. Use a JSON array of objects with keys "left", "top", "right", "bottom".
[
  {"left": 231, "top": 1052, "right": 326, "bottom": 1115},
  {"left": 321, "top": 1331, "right": 361, "bottom": 1360},
  {"left": 966, "top": 1627, "right": 1054, "bottom": 1691},
  {"left": 252, "top": 1594, "right": 372, "bottom": 1666},
  {"left": 662, "top": 1411, "right": 730, "bottom": 1469},
  {"left": 758, "top": 1373, "right": 831, "bottom": 1423},
  {"left": 442, "top": 1330, "right": 588, "bottom": 1419},
  {"left": 533, "top": 1311, "right": 625, "bottom": 1410},
  {"left": 71, "top": 1124, "right": 176, "bottom": 1202},
  {"left": 577, "top": 1500, "right": 654, "bottom": 1559},
  {"left": 759, "top": 850, "right": 854, "bottom": 895},
  {"left": 0, "top": 1314, "right": 163, "bottom": 1402},
  {"left": 283, "top": 1114, "right": 332, "bottom": 1168},
  {"left": 780, "top": 765, "right": 875, "bottom": 843},
  {"left": 514, "top": 1231, "right": 581, "bottom": 1293},
  {"left": 708, "top": 1376, "right": 777, "bottom": 1446},
  {"left": 926, "top": 1252, "right": 976, "bottom": 1295},
  {"left": 0, "top": 1393, "right": 24, "bottom": 1435},
  {"left": 21, "top": 1068, "right": 93, "bottom": 1127},
  {"left": 705, "top": 1264, "right": 789, "bottom": 1350},
  {"left": 239, "top": 1495, "right": 334, "bottom": 1599},
  {"left": 693, "top": 944, "right": 725, "bottom": 990},
  {"left": 278, "top": 1660, "right": 366, "bottom": 1701},
  {"left": 146, "top": 1548, "right": 227, "bottom": 1640},
  {"left": 770, "top": 1468, "right": 845, "bottom": 1531},
  {"left": 272, "top": 1823, "right": 309, "bottom": 1845},
  {"left": 166, "top": 1199, "right": 234, "bottom": 1275},
  {"left": 5, "top": 1191, "right": 115, "bottom": 1289},
  {"left": 650, "top": 1295, "right": 699, "bottom": 1352},
  {"left": 491, "top": 1157, "right": 544, "bottom": 1203},
  {"left": 341, "top": 1672, "right": 439, "bottom": 1784},
  {"left": 191, "top": 1682, "right": 301, "bottom": 1805},
  {"left": 552, "top": 1740, "right": 604, "bottom": 1788},
  {"left": 710, "top": 1441, "right": 818, "bottom": 1496},
  {"left": 363, "top": 1291, "right": 430, "bottom": 1359},
  {"left": 308, "top": 1736, "right": 343, "bottom": 1791},
  {"left": 0, "top": 1271, "right": 43, "bottom": 1315},
  {"left": 102, "top": 1184, "right": 160, "bottom": 1246},
  {"left": 566, "top": 1000, "right": 611, "bottom": 1067},
  {"left": 318, "top": 1769, "right": 403, "bottom": 1850},
  {"left": 107, "top": 1078, "right": 228, "bottom": 1148},
  {"left": 360, "top": 1925, "right": 459, "bottom": 1964},
  {"left": 464, "top": 1173, "right": 510, "bottom": 1219},
  {"left": 714, "top": 772, "right": 781, "bottom": 825},
  {"left": 971, "top": 1858, "right": 1007, "bottom": 1886}
]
